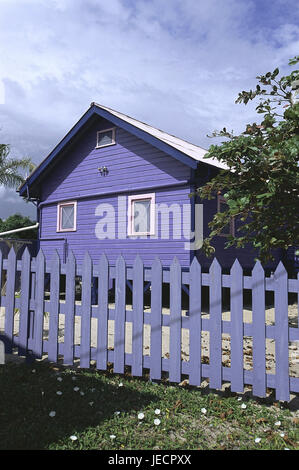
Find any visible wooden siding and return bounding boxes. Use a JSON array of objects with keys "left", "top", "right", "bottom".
[
  {"left": 40, "top": 117, "right": 190, "bottom": 203},
  {"left": 39, "top": 186, "right": 192, "bottom": 267}
]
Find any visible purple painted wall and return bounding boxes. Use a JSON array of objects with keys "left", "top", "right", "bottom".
[{"left": 38, "top": 116, "right": 193, "bottom": 267}]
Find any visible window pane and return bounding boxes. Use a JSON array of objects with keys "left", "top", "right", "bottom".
[
  {"left": 61, "top": 205, "right": 74, "bottom": 229},
  {"left": 133, "top": 199, "right": 151, "bottom": 233},
  {"left": 98, "top": 130, "right": 113, "bottom": 146}
]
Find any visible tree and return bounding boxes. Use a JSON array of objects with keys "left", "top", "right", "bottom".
[
  {"left": 0, "top": 214, "right": 38, "bottom": 240},
  {"left": 195, "top": 57, "right": 299, "bottom": 261},
  {"left": 0, "top": 143, "right": 33, "bottom": 188}
]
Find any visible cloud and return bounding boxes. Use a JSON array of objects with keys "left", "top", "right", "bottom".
[{"left": 0, "top": 0, "right": 298, "bottom": 218}]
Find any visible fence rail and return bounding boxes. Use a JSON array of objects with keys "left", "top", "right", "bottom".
[{"left": 0, "top": 247, "right": 298, "bottom": 402}]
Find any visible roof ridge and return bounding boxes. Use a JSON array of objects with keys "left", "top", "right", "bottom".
[{"left": 91, "top": 102, "right": 208, "bottom": 152}]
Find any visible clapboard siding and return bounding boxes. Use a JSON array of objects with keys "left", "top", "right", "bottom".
[
  {"left": 41, "top": 117, "right": 190, "bottom": 203},
  {"left": 40, "top": 185, "right": 192, "bottom": 266}
]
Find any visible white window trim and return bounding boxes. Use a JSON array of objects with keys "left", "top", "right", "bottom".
[
  {"left": 57, "top": 201, "right": 77, "bottom": 233},
  {"left": 96, "top": 127, "right": 116, "bottom": 148},
  {"left": 128, "top": 193, "right": 155, "bottom": 236}
]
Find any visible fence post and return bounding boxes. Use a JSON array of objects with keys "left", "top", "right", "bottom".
[
  {"left": 18, "top": 248, "right": 31, "bottom": 357},
  {"left": 114, "top": 255, "right": 126, "bottom": 374},
  {"left": 132, "top": 255, "right": 144, "bottom": 377},
  {"left": 209, "top": 258, "right": 222, "bottom": 390},
  {"left": 64, "top": 250, "right": 76, "bottom": 365},
  {"left": 274, "top": 262, "right": 290, "bottom": 402},
  {"left": 34, "top": 249, "right": 45, "bottom": 359},
  {"left": 189, "top": 257, "right": 202, "bottom": 386},
  {"left": 5, "top": 248, "right": 17, "bottom": 354},
  {"left": 169, "top": 257, "right": 182, "bottom": 383},
  {"left": 230, "top": 259, "right": 244, "bottom": 393},
  {"left": 252, "top": 261, "right": 266, "bottom": 397},
  {"left": 81, "top": 252, "right": 92, "bottom": 368},
  {"left": 48, "top": 251, "right": 60, "bottom": 363},
  {"left": 96, "top": 254, "right": 109, "bottom": 370},
  {"left": 150, "top": 257, "right": 162, "bottom": 381}
]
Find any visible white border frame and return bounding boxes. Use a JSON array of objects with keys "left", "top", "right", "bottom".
[
  {"left": 57, "top": 201, "right": 77, "bottom": 232},
  {"left": 128, "top": 193, "right": 155, "bottom": 236},
  {"left": 96, "top": 127, "right": 116, "bottom": 149}
]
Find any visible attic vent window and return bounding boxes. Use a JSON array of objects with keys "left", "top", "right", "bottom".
[{"left": 96, "top": 128, "right": 116, "bottom": 148}]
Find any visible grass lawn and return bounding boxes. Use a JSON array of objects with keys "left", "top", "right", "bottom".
[{"left": 0, "top": 361, "right": 298, "bottom": 450}]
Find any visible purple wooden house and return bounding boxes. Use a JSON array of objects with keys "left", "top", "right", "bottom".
[{"left": 17, "top": 103, "right": 266, "bottom": 271}]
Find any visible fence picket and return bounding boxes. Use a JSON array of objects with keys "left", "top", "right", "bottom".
[
  {"left": 0, "top": 248, "right": 296, "bottom": 401},
  {"left": 114, "top": 255, "right": 126, "bottom": 374},
  {"left": 5, "top": 248, "right": 17, "bottom": 354},
  {"left": 80, "top": 252, "right": 92, "bottom": 368},
  {"left": 132, "top": 255, "right": 144, "bottom": 377},
  {"left": 150, "top": 257, "right": 162, "bottom": 381},
  {"left": 274, "top": 262, "right": 290, "bottom": 401},
  {"left": 18, "top": 248, "right": 31, "bottom": 357},
  {"left": 48, "top": 251, "right": 60, "bottom": 362},
  {"left": 230, "top": 259, "right": 244, "bottom": 393},
  {"left": 34, "top": 249, "right": 45, "bottom": 359},
  {"left": 252, "top": 261, "right": 266, "bottom": 397},
  {"left": 169, "top": 257, "right": 182, "bottom": 383},
  {"left": 209, "top": 258, "right": 222, "bottom": 390},
  {"left": 189, "top": 257, "right": 202, "bottom": 386},
  {"left": 96, "top": 254, "right": 109, "bottom": 370},
  {"left": 64, "top": 251, "right": 76, "bottom": 365}
]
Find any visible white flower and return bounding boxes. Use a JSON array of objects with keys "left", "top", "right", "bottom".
[
  {"left": 49, "top": 411, "right": 56, "bottom": 418},
  {"left": 284, "top": 448, "right": 290, "bottom": 450},
  {"left": 114, "top": 411, "right": 120, "bottom": 416},
  {"left": 70, "top": 435, "right": 77, "bottom": 441},
  {"left": 90, "top": 388, "right": 95, "bottom": 392},
  {"left": 138, "top": 412, "right": 145, "bottom": 420},
  {"left": 118, "top": 383, "right": 123, "bottom": 387},
  {"left": 56, "top": 391, "right": 62, "bottom": 396},
  {"left": 201, "top": 408, "right": 207, "bottom": 414},
  {"left": 154, "top": 409, "right": 161, "bottom": 415},
  {"left": 275, "top": 421, "right": 281, "bottom": 427},
  {"left": 73, "top": 387, "right": 80, "bottom": 392},
  {"left": 80, "top": 391, "right": 85, "bottom": 396},
  {"left": 280, "top": 433, "right": 285, "bottom": 438},
  {"left": 154, "top": 418, "right": 161, "bottom": 426},
  {"left": 57, "top": 377, "right": 63, "bottom": 382},
  {"left": 255, "top": 438, "right": 261, "bottom": 443},
  {"left": 89, "top": 402, "right": 94, "bottom": 406},
  {"left": 110, "top": 435, "right": 116, "bottom": 440},
  {"left": 241, "top": 404, "right": 247, "bottom": 409},
  {"left": 237, "top": 397, "right": 242, "bottom": 401},
  {"left": 32, "top": 369, "right": 36, "bottom": 373}
]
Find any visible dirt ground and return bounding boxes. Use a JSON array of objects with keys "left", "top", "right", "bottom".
[{"left": 1, "top": 302, "right": 298, "bottom": 378}]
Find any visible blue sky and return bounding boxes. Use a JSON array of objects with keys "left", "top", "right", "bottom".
[{"left": 0, "top": 0, "right": 298, "bottom": 220}]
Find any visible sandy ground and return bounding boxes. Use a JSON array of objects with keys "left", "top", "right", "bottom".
[{"left": 1, "top": 303, "right": 299, "bottom": 378}]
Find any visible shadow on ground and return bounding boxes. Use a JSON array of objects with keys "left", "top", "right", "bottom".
[{"left": 0, "top": 360, "right": 158, "bottom": 450}]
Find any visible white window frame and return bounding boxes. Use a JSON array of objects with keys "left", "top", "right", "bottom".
[
  {"left": 57, "top": 201, "right": 77, "bottom": 232},
  {"left": 96, "top": 127, "right": 116, "bottom": 148},
  {"left": 128, "top": 193, "right": 155, "bottom": 236}
]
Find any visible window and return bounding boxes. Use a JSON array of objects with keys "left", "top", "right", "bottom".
[
  {"left": 57, "top": 201, "right": 77, "bottom": 232},
  {"left": 96, "top": 128, "right": 116, "bottom": 148},
  {"left": 128, "top": 193, "right": 155, "bottom": 236},
  {"left": 217, "top": 195, "right": 235, "bottom": 236}
]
